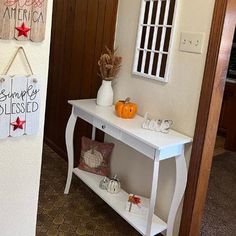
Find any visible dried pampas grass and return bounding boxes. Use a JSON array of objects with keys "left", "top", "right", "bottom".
[{"left": 98, "top": 46, "right": 122, "bottom": 81}]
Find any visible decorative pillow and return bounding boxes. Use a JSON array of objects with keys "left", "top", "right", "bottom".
[{"left": 78, "top": 136, "right": 114, "bottom": 176}]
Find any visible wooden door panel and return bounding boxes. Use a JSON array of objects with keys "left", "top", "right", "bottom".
[
  {"left": 79, "top": 0, "right": 100, "bottom": 99},
  {"left": 45, "top": 0, "right": 118, "bottom": 160},
  {"left": 68, "top": 0, "right": 88, "bottom": 100},
  {"left": 45, "top": 0, "right": 68, "bottom": 145},
  {"left": 218, "top": 83, "right": 234, "bottom": 132}
]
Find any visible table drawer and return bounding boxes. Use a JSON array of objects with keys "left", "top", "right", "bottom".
[
  {"left": 93, "top": 118, "right": 121, "bottom": 140},
  {"left": 121, "top": 133, "right": 155, "bottom": 159}
]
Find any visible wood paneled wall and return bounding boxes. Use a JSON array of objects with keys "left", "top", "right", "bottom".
[{"left": 45, "top": 0, "right": 118, "bottom": 162}]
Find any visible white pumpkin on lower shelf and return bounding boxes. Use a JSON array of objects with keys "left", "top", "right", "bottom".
[{"left": 107, "top": 175, "right": 121, "bottom": 194}]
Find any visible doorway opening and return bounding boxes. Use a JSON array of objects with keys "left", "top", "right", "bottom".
[
  {"left": 201, "top": 29, "right": 236, "bottom": 235},
  {"left": 179, "top": 0, "right": 236, "bottom": 235},
  {"left": 217, "top": 30, "right": 236, "bottom": 153}
]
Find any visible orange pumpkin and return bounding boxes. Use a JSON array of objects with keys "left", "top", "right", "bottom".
[{"left": 115, "top": 97, "right": 138, "bottom": 119}]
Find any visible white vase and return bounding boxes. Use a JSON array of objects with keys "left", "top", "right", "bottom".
[{"left": 96, "top": 80, "right": 114, "bottom": 106}]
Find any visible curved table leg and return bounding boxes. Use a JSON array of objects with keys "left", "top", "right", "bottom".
[
  {"left": 167, "top": 146, "right": 187, "bottom": 236},
  {"left": 64, "top": 107, "right": 77, "bottom": 194}
]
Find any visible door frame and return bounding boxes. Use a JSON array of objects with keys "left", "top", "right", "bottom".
[{"left": 179, "top": 0, "right": 236, "bottom": 235}]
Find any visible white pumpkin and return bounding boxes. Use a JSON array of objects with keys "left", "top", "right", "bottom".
[
  {"left": 107, "top": 176, "right": 121, "bottom": 194},
  {"left": 84, "top": 149, "right": 103, "bottom": 168},
  {"left": 99, "top": 177, "right": 110, "bottom": 190}
]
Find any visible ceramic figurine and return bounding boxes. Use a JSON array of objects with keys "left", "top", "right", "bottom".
[
  {"left": 159, "top": 119, "right": 173, "bottom": 133},
  {"left": 142, "top": 112, "right": 173, "bottom": 133},
  {"left": 107, "top": 175, "right": 121, "bottom": 194},
  {"left": 115, "top": 97, "right": 138, "bottom": 119}
]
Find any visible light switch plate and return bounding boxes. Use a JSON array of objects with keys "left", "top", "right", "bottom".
[{"left": 179, "top": 32, "right": 205, "bottom": 54}]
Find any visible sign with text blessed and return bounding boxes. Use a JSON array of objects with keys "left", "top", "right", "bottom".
[
  {"left": 0, "top": 75, "right": 40, "bottom": 139},
  {"left": 0, "top": 0, "right": 48, "bottom": 42}
]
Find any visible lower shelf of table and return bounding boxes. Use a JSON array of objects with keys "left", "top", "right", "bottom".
[{"left": 73, "top": 168, "right": 167, "bottom": 236}]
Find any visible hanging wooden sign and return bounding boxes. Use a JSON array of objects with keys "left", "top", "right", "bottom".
[
  {"left": 0, "top": 0, "right": 48, "bottom": 42},
  {"left": 0, "top": 75, "right": 40, "bottom": 138},
  {"left": 0, "top": 47, "right": 41, "bottom": 139}
]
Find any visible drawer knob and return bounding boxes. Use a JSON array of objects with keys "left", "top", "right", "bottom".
[{"left": 102, "top": 125, "right": 106, "bottom": 129}]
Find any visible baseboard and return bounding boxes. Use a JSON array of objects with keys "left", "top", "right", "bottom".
[{"left": 44, "top": 136, "right": 67, "bottom": 161}]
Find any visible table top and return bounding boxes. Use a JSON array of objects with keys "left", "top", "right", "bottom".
[{"left": 69, "top": 99, "right": 192, "bottom": 150}]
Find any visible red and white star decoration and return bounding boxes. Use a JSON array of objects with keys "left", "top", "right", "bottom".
[
  {"left": 11, "top": 117, "right": 26, "bottom": 131},
  {"left": 15, "top": 22, "right": 31, "bottom": 38}
]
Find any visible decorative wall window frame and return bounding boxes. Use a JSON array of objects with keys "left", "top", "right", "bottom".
[{"left": 133, "top": 0, "right": 178, "bottom": 82}]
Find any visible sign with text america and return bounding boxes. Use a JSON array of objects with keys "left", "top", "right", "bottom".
[{"left": 0, "top": 0, "right": 48, "bottom": 42}]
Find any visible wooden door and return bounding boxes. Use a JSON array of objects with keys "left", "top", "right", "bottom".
[{"left": 44, "top": 0, "right": 118, "bottom": 162}]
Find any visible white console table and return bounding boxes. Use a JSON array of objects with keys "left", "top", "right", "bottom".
[{"left": 64, "top": 99, "right": 192, "bottom": 236}]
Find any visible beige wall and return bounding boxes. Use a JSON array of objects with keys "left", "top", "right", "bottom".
[
  {"left": 0, "top": 1, "right": 53, "bottom": 235},
  {"left": 106, "top": 0, "right": 216, "bottom": 235}
]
